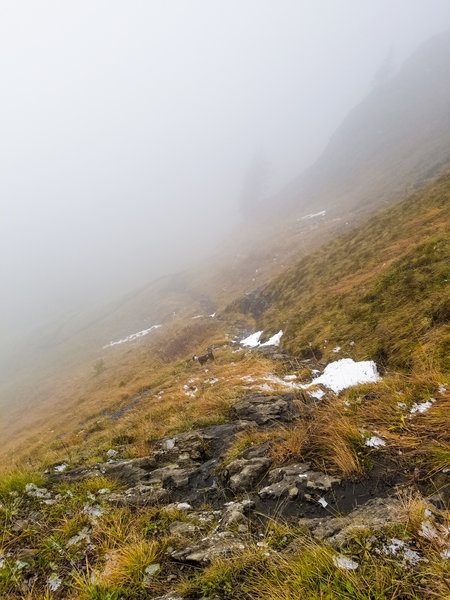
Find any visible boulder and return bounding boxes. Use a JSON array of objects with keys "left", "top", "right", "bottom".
[{"left": 170, "top": 532, "right": 246, "bottom": 564}]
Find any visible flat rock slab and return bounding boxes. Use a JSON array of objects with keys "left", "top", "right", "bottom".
[
  {"left": 232, "top": 393, "right": 299, "bottom": 425},
  {"left": 170, "top": 532, "right": 247, "bottom": 565},
  {"left": 297, "top": 497, "right": 404, "bottom": 547}
]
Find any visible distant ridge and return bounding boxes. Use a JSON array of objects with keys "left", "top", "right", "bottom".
[{"left": 270, "top": 30, "right": 450, "bottom": 217}]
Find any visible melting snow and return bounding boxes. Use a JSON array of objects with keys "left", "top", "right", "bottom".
[
  {"left": 260, "top": 330, "right": 284, "bottom": 347},
  {"left": 332, "top": 554, "right": 359, "bottom": 570},
  {"left": 301, "top": 210, "right": 326, "bottom": 220},
  {"left": 382, "top": 538, "right": 405, "bottom": 555},
  {"left": 302, "top": 359, "right": 380, "bottom": 394},
  {"left": 54, "top": 463, "right": 68, "bottom": 472},
  {"left": 240, "top": 330, "right": 283, "bottom": 347},
  {"left": 284, "top": 374, "right": 297, "bottom": 380},
  {"left": 103, "top": 325, "right": 161, "bottom": 348},
  {"left": 365, "top": 436, "right": 386, "bottom": 448},
  {"left": 240, "top": 331, "right": 263, "bottom": 347},
  {"left": 308, "top": 389, "right": 325, "bottom": 400},
  {"left": 410, "top": 398, "right": 435, "bottom": 414},
  {"left": 404, "top": 548, "right": 421, "bottom": 565}
]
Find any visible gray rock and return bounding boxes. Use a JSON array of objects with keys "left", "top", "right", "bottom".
[
  {"left": 170, "top": 532, "right": 246, "bottom": 564},
  {"left": 169, "top": 521, "right": 200, "bottom": 537},
  {"left": 232, "top": 394, "right": 298, "bottom": 425},
  {"left": 218, "top": 499, "right": 255, "bottom": 531},
  {"left": 297, "top": 497, "right": 404, "bottom": 547},
  {"left": 224, "top": 456, "right": 272, "bottom": 493},
  {"left": 306, "top": 471, "right": 341, "bottom": 491},
  {"left": 107, "top": 483, "right": 169, "bottom": 507},
  {"left": 258, "top": 462, "right": 339, "bottom": 499}
]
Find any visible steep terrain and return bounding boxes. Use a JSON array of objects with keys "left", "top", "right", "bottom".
[
  {"left": 269, "top": 30, "right": 450, "bottom": 219},
  {"left": 3, "top": 32, "right": 450, "bottom": 448},
  {"left": 1, "top": 32, "right": 449, "bottom": 600},
  {"left": 0, "top": 172, "right": 448, "bottom": 599}
]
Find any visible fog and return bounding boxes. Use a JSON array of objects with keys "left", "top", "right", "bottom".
[{"left": 1, "top": 0, "right": 450, "bottom": 339}]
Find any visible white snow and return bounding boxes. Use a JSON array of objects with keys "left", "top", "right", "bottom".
[
  {"left": 365, "top": 436, "right": 386, "bottom": 448},
  {"left": 308, "top": 389, "right": 325, "bottom": 400},
  {"left": 318, "top": 497, "right": 328, "bottom": 508},
  {"left": 302, "top": 359, "right": 381, "bottom": 394},
  {"left": 260, "top": 330, "right": 284, "bottom": 347},
  {"left": 382, "top": 538, "right": 405, "bottom": 555},
  {"left": 103, "top": 325, "right": 161, "bottom": 348},
  {"left": 241, "top": 331, "right": 263, "bottom": 347},
  {"left": 54, "top": 463, "right": 68, "bottom": 472},
  {"left": 284, "top": 374, "right": 297, "bottom": 381},
  {"left": 403, "top": 548, "right": 421, "bottom": 565},
  {"left": 410, "top": 398, "right": 435, "bottom": 414},
  {"left": 332, "top": 554, "right": 359, "bottom": 570},
  {"left": 301, "top": 210, "right": 326, "bottom": 220},
  {"left": 240, "top": 330, "right": 283, "bottom": 347},
  {"left": 259, "top": 374, "right": 303, "bottom": 391},
  {"left": 333, "top": 346, "right": 341, "bottom": 353}
]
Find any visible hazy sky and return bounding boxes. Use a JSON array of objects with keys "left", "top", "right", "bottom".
[{"left": 1, "top": 1, "right": 450, "bottom": 337}]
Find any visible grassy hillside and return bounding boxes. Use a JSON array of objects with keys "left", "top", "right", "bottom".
[
  {"left": 0, "top": 174, "right": 448, "bottom": 600},
  {"left": 232, "top": 171, "right": 450, "bottom": 373}
]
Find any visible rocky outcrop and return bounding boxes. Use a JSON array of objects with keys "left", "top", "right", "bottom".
[
  {"left": 296, "top": 497, "right": 405, "bottom": 547},
  {"left": 50, "top": 390, "right": 410, "bottom": 543},
  {"left": 232, "top": 393, "right": 299, "bottom": 425}
]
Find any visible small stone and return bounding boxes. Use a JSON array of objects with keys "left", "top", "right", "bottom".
[{"left": 332, "top": 554, "right": 359, "bottom": 570}]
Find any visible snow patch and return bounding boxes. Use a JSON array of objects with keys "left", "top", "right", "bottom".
[
  {"left": 410, "top": 398, "right": 435, "bottom": 414},
  {"left": 318, "top": 497, "right": 328, "bottom": 508},
  {"left": 301, "top": 210, "right": 326, "bottom": 220},
  {"left": 240, "top": 330, "right": 283, "bottom": 347},
  {"left": 333, "top": 346, "right": 341, "bottom": 353},
  {"left": 365, "top": 436, "right": 386, "bottom": 448},
  {"left": 302, "top": 359, "right": 380, "bottom": 394},
  {"left": 241, "top": 331, "right": 263, "bottom": 347},
  {"left": 260, "top": 330, "right": 283, "bottom": 347},
  {"left": 308, "top": 389, "right": 325, "bottom": 400},
  {"left": 54, "top": 463, "right": 68, "bottom": 473},
  {"left": 104, "top": 325, "right": 161, "bottom": 348}
]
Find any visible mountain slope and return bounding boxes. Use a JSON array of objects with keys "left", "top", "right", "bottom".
[
  {"left": 270, "top": 30, "right": 450, "bottom": 218},
  {"left": 230, "top": 171, "right": 450, "bottom": 372}
]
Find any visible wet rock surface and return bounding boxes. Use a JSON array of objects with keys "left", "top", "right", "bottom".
[{"left": 49, "top": 389, "right": 416, "bottom": 559}]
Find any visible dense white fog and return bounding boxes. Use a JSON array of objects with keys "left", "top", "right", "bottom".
[{"left": 1, "top": 0, "right": 450, "bottom": 338}]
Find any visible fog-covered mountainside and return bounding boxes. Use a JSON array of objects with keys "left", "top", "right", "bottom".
[
  {"left": 2, "top": 32, "right": 450, "bottom": 449},
  {"left": 1, "top": 172, "right": 448, "bottom": 600},
  {"left": 270, "top": 30, "right": 450, "bottom": 217}
]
